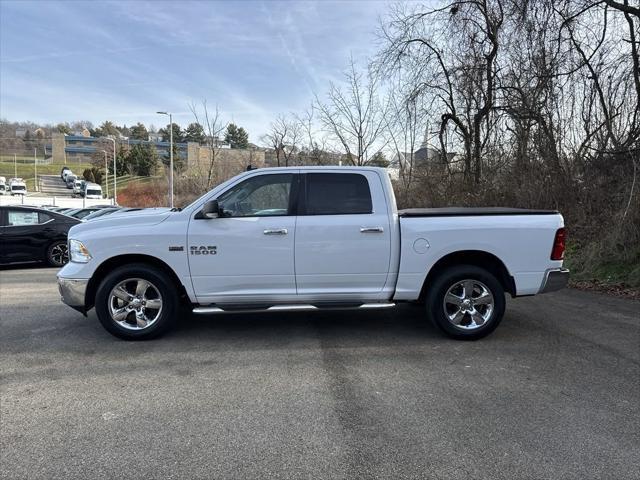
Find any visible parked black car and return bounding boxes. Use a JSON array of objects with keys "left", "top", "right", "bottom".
[{"left": 0, "top": 206, "right": 80, "bottom": 267}]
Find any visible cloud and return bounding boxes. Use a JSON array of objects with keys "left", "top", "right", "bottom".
[{"left": 0, "top": 0, "right": 392, "bottom": 139}]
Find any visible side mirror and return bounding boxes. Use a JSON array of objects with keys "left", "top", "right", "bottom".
[{"left": 196, "top": 199, "right": 221, "bottom": 219}]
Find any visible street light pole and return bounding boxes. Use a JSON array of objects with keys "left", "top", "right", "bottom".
[
  {"left": 34, "top": 148, "right": 38, "bottom": 192},
  {"left": 100, "top": 149, "right": 109, "bottom": 198},
  {"left": 103, "top": 137, "right": 117, "bottom": 204},
  {"left": 157, "top": 111, "right": 174, "bottom": 208}
]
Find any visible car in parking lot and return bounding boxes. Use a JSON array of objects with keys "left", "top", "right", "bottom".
[
  {"left": 9, "top": 178, "right": 27, "bottom": 196},
  {"left": 83, "top": 182, "right": 103, "bottom": 199},
  {"left": 72, "top": 179, "right": 84, "bottom": 196},
  {"left": 63, "top": 207, "right": 107, "bottom": 220},
  {"left": 65, "top": 174, "right": 78, "bottom": 189},
  {"left": 83, "top": 207, "right": 122, "bottom": 221},
  {"left": 0, "top": 205, "right": 80, "bottom": 267}
]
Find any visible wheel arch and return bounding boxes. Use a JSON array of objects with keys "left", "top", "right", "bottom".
[
  {"left": 85, "top": 254, "right": 189, "bottom": 311},
  {"left": 418, "top": 250, "right": 516, "bottom": 302}
]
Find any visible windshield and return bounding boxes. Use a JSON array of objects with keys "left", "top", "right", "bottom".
[{"left": 86, "top": 189, "right": 101, "bottom": 196}]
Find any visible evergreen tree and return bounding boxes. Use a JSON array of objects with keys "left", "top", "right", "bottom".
[
  {"left": 224, "top": 123, "right": 249, "bottom": 149},
  {"left": 368, "top": 151, "right": 389, "bottom": 167},
  {"left": 160, "top": 123, "right": 183, "bottom": 143},
  {"left": 130, "top": 122, "right": 149, "bottom": 140},
  {"left": 126, "top": 144, "right": 160, "bottom": 176},
  {"left": 184, "top": 122, "right": 206, "bottom": 143},
  {"left": 56, "top": 123, "right": 72, "bottom": 135}
]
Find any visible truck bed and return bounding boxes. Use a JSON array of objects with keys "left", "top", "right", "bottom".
[{"left": 399, "top": 207, "right": 558, "bottom": 217}]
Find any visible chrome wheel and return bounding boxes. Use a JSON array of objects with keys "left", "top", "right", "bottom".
[
  {"left": 108, "top": 278, "right": 163, "bottom": 330},
  {"left": 50, "top": 243, "right": 68, "bottom": 266},
  {"left": 443, "top": 279, "right": 494, "bottom": 331}
]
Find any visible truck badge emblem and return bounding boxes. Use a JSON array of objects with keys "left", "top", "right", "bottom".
[{"left": 190, "top": 246, "right": 217, "bottom": 255}]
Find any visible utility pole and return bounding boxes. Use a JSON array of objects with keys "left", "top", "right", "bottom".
[{"left": 14, "top": 153, "right": 17, "bottom": 177}]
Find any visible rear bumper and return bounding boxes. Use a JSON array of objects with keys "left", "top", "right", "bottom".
[
  {"left": 58, "top": 277, "right": 88, "bottom": 314},
  {"left": 539, "top": 268, "right": 570, "bottom": 294}
]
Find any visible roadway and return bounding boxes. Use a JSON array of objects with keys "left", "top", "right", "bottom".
[{"left": 1, "top": 267, "right": 638, "bottom": 479}]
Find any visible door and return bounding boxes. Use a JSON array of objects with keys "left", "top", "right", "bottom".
[
  {"left": 0, "top": 208, "right": 53, "bottom": 263},
  {"left": 294, "top": 171, "right": 392, "bottom": 298},
  {"left": 188, "top": 172, "right": 298, "bottom": 304}
]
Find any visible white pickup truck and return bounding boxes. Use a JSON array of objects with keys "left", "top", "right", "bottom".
[{"left": 58, "top": 166, "right": 568, "bottom": 340}]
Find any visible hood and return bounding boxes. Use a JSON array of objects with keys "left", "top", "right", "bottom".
[{"left": 69, "top": 208, "right": 172, "bottom": 236}]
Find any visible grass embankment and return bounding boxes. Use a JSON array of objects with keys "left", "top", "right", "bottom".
[
  {"left": 0, "top": 160, "right": 93, "bottom": 178},
  {"left": 565, "top": 242, "right": 640, "bottom": 298},
  {"left": 0, "top": 162, "right": 159, "bottom": 195}
]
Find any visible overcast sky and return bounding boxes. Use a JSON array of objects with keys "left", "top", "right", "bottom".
[{"left": 0, "top": 0, "right": 391, "bottom": 139}]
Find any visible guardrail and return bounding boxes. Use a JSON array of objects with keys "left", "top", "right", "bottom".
[{"left": 0, "top": 195, "right": 116, "bottom": 208}]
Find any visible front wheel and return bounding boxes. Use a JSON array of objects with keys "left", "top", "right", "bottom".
[
  {"left": 47, "top": 241, "right": 69, "bottom": 267},
  {"left": 95, "top": 264, "right": 178, "bottom": 340},
  {"left": 426, "top": 265, "right": 505, "bottom": 340}
]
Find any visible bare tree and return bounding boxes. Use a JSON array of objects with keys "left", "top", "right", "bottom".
[
  {"left": 315, "top": 58, "right": 387, "bottom": 165},
  {"left": 189, "top": 100, "right": 226, "bottom": 191},
  {"left": 261, "top": 114, "right": 302, "bottom": 167},
  {"left": 378, "top": 0, "right": 504, "bottom": 183}
]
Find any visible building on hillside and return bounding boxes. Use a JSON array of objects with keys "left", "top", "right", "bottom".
[
  {"left": 73, "top": 128, "right": 91, "bottom": 137},
  {"left": 148, "top": 132, "right": 163, "bottom": 142},
  {"left": 46, "top": 133, "right": 189, "bottom": 164},
  {"left": 386, "top": 125, "right": 457, "bottom": 180},
  {"left": 46, "top": 133, "right": 265, "bottom": 181}
]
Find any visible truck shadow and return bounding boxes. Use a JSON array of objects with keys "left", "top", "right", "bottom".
[{"left": 169, "top": 304, "right": 444, "bottom": 348}]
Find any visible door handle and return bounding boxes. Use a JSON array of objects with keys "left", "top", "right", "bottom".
[
  {"left": 360, "top": 226, "right": 384, "bottom": 233},
  {"left": 263, "top": 228, "right": 288, "bottom": 235}
]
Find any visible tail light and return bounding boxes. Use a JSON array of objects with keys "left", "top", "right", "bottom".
[{"left": 551, "top": 228, "right": 566, "bottom": 260}]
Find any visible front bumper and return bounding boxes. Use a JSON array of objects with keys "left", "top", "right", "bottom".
[
  {"left": 58, "top": 277, "right": 89, "bottom": 314},
  {"left": 539, "top": 268, "right": 570, "bottom": 294}
]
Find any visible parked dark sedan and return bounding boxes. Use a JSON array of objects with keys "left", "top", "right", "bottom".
[{"left": 0, "top": 206, "right": 80, "bottom": 267}]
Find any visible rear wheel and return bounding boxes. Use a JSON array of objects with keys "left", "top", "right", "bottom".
[
  {"left": 426, "top": 265, "right": 505, "bottom": 340},
  {"left": 95, "top": 264, "right": 178, "bottom": 340},
  {"left": 47, "top": 241, "right": 68, "bottom": 267}
]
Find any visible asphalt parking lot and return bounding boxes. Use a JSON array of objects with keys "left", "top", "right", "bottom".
[{"left": 1, "top": 267, "right": 639, "bottom": 479}]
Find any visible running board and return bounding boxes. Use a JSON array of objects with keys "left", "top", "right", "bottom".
[{"left": 192, "top": 303, "right": 395, "bottom": 315}]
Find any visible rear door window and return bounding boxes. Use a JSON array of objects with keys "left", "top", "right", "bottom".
[
  {"left": 7, "top": 210, "right": 39, "bottom": 226},
  {"left": 304, "top": 173, "right": 373, "bottom": 215}
]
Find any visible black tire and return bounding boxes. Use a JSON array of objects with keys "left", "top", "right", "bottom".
[
  {"left": 46, "top": 240, "right": 68, "bottom": 267},
  {"left": 95, "top": 263, "right": 178, "bottom": 340},
  {"left": 426, "top": 264, "right": 505, "bottom": 340}
]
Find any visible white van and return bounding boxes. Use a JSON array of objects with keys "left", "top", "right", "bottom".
[
  {"left": 73, "top": 179, "right": 84, "bottom": 196},
  {"left": 9, "top": 178, "right": 27, "bottom": 196},
  {"left": 84, "top": 183, "right": 102, "bottom": 199}
]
